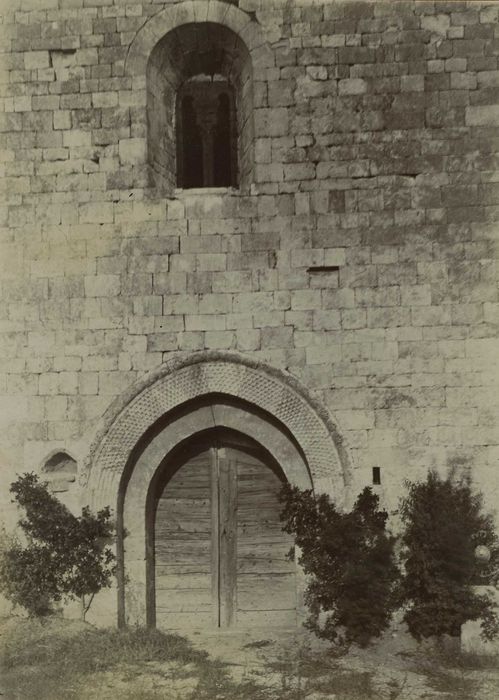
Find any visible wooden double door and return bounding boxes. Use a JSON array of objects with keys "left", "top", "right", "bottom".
[{"left": 153, "top": 442, "right": 297, "bottom": 630}]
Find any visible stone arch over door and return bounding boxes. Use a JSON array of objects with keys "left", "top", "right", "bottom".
[{"left": 83, "top": 352, "right": 352, "bottom": 627}]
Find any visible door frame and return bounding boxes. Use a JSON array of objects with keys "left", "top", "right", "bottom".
[{"left": 145, "top": 427, "right": 287, "bottom": 629}]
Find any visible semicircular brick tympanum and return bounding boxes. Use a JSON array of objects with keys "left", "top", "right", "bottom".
[{"left": 84, "top": 352, "right": 351, "bottom": 511}]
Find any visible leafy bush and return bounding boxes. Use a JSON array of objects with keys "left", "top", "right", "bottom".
[
  {"left": 0, "top": 473, "right": 115, "bottom": 618},
  {"left": 279, "top": 484, "right": 400, "bottom": 648},
  {"left": 399, "top": 470, "right": 499, "bottom": 641}
]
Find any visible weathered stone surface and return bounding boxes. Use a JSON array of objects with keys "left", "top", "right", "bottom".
[{"left": 0, "top": 0, "right": 498, "bottom": 631}]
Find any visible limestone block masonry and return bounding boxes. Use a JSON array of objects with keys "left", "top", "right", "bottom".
[{"left": 0, "top": 0, "right": 499, "bottom": 623}]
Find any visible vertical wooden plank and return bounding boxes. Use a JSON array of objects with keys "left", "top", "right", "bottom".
[
  {"left": 219, "top": 448, "right": 237, "bottom": 627},
  {"left": 154, "top": 451, "right": 214, "bottom": 630},
  {"left": 236, "top": 452, "right": 297, "bottom": 628},
  {"left": 227, "top": 455, "right": 238, "bottom": 626},
  {"left": 219, "top": 449, "right": 229, "bottom": 627},
  {"left": 210, "top": 447, "right": 220, "bottom": 628}
]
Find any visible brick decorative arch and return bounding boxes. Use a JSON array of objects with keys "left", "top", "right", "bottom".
[
  {"left": 125, "top": 0, "right": 271, "bottom": 78},
  {"left": 83, "top": 352, "right": 352, "bottom": 511}
]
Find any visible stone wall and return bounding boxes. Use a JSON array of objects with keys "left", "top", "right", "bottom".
[{"left": 0, "top": 0, "right": 498, "bottom": 531}]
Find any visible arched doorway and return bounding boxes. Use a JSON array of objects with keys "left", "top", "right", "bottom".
[
  {"left": 83, "top": 352, "right": 351, "bottom": 628},
  {"left": 147, "top": 429, "right": 296, "bottom": 630}
]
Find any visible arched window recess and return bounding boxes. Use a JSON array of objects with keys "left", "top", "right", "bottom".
[{"left": 147, "top": 23, "right": 254, "bottom": 194}]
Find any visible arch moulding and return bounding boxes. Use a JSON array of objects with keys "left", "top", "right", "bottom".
[
  {"left": 83, "top": 352, "right": 352, "bottom": 511},
  {"left": 125, "top": 0, "right": 270, "bottom": 78}
]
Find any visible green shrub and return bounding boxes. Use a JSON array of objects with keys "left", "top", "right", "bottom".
[
  {"left": 279, "top": 484, "right": 400, "bottom": 648},
  {"left": 399, "top": 470, "right": 499, "bottom": 641},
  {"left": 0, "top": 473, "right": 115, "bottom": 618}
]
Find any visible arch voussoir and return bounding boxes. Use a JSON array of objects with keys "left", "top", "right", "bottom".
[
  {"left": 125, "top": 0, "right": 266, "bottom": 78},
  {"left": 84, "top": 352, "right": 351, "bottom": 511}
]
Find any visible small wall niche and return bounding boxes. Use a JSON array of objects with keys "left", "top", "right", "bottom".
[
  {"left": 372, "top": 466, "right": 381, "bottom": 485},
  {"left": 42, "top": 451, "right": 77, "bottom": 493}
]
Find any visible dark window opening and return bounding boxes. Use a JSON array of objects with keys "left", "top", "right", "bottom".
[
  {"left": 213, "top": 93, "right": 232, "bottom": 187},
  {"left": 180, "top": 95, "right": 204, "bottom": 188},
  {"left": 372, "top": 467, "right": 381, "bottom": 485},
  {"left": 176, "top": 80, "right": 237, "bottom": 189}
]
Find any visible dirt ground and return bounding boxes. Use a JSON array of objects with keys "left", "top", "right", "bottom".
[
  {"left": 181, "top": 626, "right": 499, "bottom": 699},
  {"left": 1, "top": 616, "right": 499, "bottom": 700}
]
